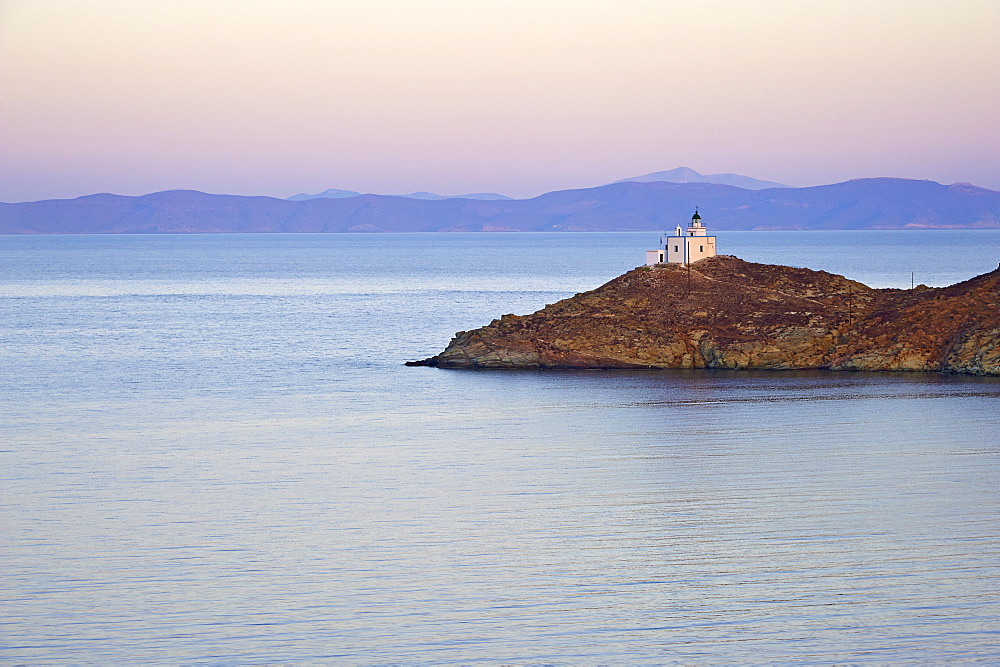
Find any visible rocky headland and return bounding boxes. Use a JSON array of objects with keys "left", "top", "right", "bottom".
[{"left": 407, "top": 256, "right": 1000, "bottom": 375}]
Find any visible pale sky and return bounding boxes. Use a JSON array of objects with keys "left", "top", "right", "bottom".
[{"left": 1, "top": 0, "right": 998, "bottom": 201}]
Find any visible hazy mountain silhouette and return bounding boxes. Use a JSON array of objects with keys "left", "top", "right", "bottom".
[
  {"left": 2, "top": 179, "right": 997, "bottom": 234},
  {"left": 287, "top": 169, "right": 782, "bottom": 202},
  {"left": 614, "top": 167, "right": 789, "bottom": 190},
  {"left": 286, "top": 188, "right": 361, "bottom": 201},
  {"left": 286, "top": 189, "right": 512, "bottom": 201},
  {"left": 395, "top": 191, "right": 512, "bottom": 201}
]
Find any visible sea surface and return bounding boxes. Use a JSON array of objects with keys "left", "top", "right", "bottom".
[{"left": 2, "top": 231, "right": 999, "bottom": 663}]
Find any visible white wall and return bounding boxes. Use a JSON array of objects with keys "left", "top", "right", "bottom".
[{"left": 663, "top": 235, "right": 717, "bottom": 264}]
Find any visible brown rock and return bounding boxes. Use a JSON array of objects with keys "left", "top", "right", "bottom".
[{"left": 406, "top": 255, "right": 1000, "bottom": 375}]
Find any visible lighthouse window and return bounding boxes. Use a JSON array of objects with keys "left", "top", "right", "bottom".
[
  {"left": 673, "top": 245, "right": 679, "bottom": 252},
  {"left": 700, "top": 245, "right": 704, "bottom": 252}
]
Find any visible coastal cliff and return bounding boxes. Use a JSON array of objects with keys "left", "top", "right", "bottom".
[{"left": 407, "top": 255, "right": 1000, "bottom": 375}]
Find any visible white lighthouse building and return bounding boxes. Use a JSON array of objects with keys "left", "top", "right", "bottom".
[{"left": 645, "top": 209, "right": 717, "bottom": 265}]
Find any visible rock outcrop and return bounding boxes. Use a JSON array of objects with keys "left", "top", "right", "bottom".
[{"left": 407, "top": 255, "right": 1000, "bottom": 375}]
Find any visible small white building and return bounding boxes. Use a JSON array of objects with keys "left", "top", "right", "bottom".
[{"left": 646, "top": 210, "right": 717, "bottom": 265}]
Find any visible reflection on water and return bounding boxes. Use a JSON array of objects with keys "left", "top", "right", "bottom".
[{"left": 2, "top": 233, "right": 999, "bottom": 662}]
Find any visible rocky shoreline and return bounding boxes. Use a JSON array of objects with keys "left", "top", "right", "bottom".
[{"left": 407, "top": 255, "right": 1000, "bottom": 375}]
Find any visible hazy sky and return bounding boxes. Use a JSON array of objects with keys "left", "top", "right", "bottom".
[{"left": 2, "top": 0, "right": 998, "bottom": 201}]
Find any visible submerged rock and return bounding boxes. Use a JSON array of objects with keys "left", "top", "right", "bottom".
[{"left": 407, "top": 255, "right": 1000, "bottom": 375}]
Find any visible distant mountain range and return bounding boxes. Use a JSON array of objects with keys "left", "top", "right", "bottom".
[
  {"left": 286, "top": 188, "right": 512, "bottom": 201},
  {"left": 612, "top": 167, "right": 789, "bottom": 190},
  {"left": 2, "top": 177, "right": 998, "bottom": 234},
  {"left": 286, "top": 167, "right": 782, "bottom": 201},
  {"left": 286, "top": 188, "right": 362, "bottom": 200}
]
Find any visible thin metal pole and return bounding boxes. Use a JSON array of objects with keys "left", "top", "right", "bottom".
[{"left": 848, "top": 283, "right": 852, "bottom": 327}]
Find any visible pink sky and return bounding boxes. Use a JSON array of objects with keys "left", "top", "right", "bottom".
[{"left": 2, "top": 0, "right": 998, "bottom": 202}]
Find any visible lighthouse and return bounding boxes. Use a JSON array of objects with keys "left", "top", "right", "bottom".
[{"left": 645, "top": 209, "right": 718, "bottom": 265}]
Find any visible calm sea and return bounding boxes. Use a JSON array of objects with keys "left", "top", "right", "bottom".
[{"left": 2, "top": 231, "right": 999, "bottom": 663}]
